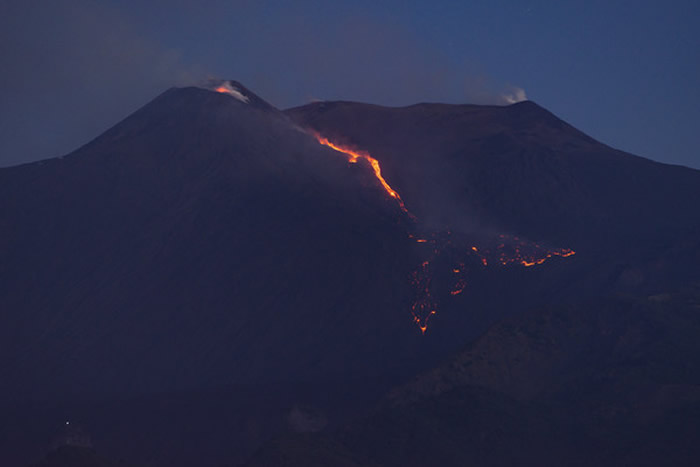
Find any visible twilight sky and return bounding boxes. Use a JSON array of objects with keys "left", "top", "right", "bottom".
[{"left": 1, "top": 0, "right": 698, "bottom": 168}]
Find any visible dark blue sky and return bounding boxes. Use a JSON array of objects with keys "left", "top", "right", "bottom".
[{"left": 2, "top": 0, "right": 698, "bottom": 168}]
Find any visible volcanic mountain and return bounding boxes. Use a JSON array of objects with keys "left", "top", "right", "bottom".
[
  {"left": 2, "top": 80, "right": 700, "bottom": 466},
  {"left": 0, "top": 82, "right": 435, "bottom": 398}
]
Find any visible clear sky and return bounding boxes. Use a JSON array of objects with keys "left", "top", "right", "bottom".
[{"left": 1, "top": 0, "right": 698, "bottom": 168}]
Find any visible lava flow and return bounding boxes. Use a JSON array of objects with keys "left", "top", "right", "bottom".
[
  {"left": 311, "top": 132, "right": 576, "bottom": 335},
  {"left": 409, "top": 231, "right": 576, "bottom": 334},
  {"left": 410, "top": 260, "right": 437, "bottom": 334},
  {"left": 314, "top": 135, "right": 411, "bottom": 216}
]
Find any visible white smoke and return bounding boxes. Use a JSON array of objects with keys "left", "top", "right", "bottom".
[
  {"left": 501, "top": 86, "right": 528, "bottom": 104},
  {"left": 208, "top": 81, "right": 250, "bottom": 103}
]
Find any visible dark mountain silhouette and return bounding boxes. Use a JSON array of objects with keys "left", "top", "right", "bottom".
[
  {"left": 0, "top": 83, "right": 424, "bottom": 401},
  {"left": 0, "top": 83, "right": 423, "bottom": 466},
  {"left": 1, "top": 81, "right": 699, "bottom": 466},
  {"left": 246, "top": 283, "right": 700, "bottom": 467}
]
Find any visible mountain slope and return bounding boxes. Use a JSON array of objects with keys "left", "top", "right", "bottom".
[
  {"left": 0, "top": 84, "right": 424, "bottom": 402},
  {"left": 286, "top": 100, "right": 700, "bottom": 254},
  {"left": 246, "top": 283, "right": 700, "bottom": 467}
]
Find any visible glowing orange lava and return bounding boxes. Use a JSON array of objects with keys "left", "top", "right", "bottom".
[
  {"left": 311, "top": 132, "right": 576, "bottom": 336},
  {"left": 520, "top": 248, "right": 575, "bottom": 267},
  {"left": 408, "top": 232, "right": 576, "bottom": 334},
  {"left": 488, "top": 237, "right": 576, "bottom": 268},
  {"left": 410, "top": 260, "right": 436, "bottom": 334},
  {"left": 314, "top": 135, "right": 410, "bottom": 215},
  {"left": 451, "top": 278, "right": 467, "bottom": 295}
]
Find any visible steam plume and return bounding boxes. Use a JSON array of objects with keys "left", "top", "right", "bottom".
[{"left": 501, "top": 86, "right": 528, "bottom": 104}]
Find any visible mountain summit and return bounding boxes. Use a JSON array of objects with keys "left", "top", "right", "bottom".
[{"left": 199, "top": 79, "right": 278, "bottom": 111}]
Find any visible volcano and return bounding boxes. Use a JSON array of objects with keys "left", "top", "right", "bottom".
[
  {"left": 2, "top": 80, "right": 700, "bottom": 466},
  {"left": 0, "top": 82, "right": 430, "bottom": 399}
]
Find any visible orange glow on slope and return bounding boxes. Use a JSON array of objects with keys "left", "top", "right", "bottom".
[
  {"left": 489, "top": 236, "right": 576, "bottom": 268},
  {"left": 451, "top": 262, "right": 467, "bottom": 295},
  {"left": 310, "top": 133, "right": 576, "bottom": 335},
  {"left": 314, "top": 135, "right": 410, "bottom": 215},
  {"left": 451, "top": 278, "right": 467, "bottom": 295},
  {"left": 408, "top": 231, "right": 576, "bottom": 334},
  {"left": 214, "top": 86, "right": 229, "bottom": 93},
  {"left": 410, "top": 260, "right": 436, "bottom": 334},
  {"left": 519, "top": 248, "right": 575, "bottom": 267}
]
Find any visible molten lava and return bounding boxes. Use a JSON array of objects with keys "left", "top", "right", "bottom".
[
  {"left": 311, "top": 132, "right": 576, "bottom": 335},
  {"left": 410, "top": 260, "right": 437, "bottom": 334},
  {"left": 490, "top": 235, "right": 576, "bottom": 267},
  {"left": 408, "top": 231, "right": 576, "bottom": 334},
  {"left": 314, "top": 135, "right": 410, "bottom": 215},
  {"left": 450, "top": 278, "right": 467, "bottom": 295},
  {"left": 519, "top": 249, "right": 575, "bottom": 267}
]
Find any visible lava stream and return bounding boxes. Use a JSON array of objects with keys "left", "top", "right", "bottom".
[
  {"left": 409, "top": 232, "right": 576, "bottom": 334},
  {"left": 310, "top": 132, "right": 576, "bottom": 335},
  {"left": 314, "top": 135, "right": 411, "bottom": 216},
  {"left": 410, "top": 260, "right": 437, "bottom": 334}
]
